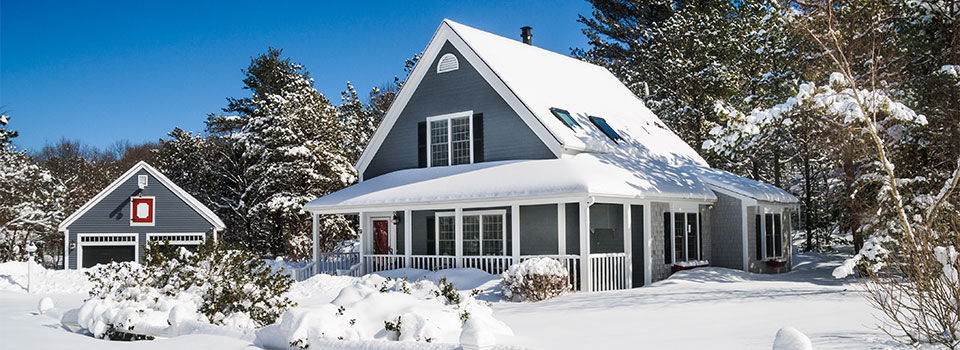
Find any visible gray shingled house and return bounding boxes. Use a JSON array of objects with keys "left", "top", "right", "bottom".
[
  {"left": 59, "top": 161, "right": 225, "bottom": 269},
  {"left": 301, "top": 20, "right": 799, "bottom": 291}
]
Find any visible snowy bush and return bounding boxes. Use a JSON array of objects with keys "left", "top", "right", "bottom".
[
  {"left": 81, "top": 240, "right": 295, "bottom": 339},
  {"left": 255, "top": 272, "right": 512, "bottom": 348},
  {"left": 501, "top": 258, "right": 571, "bottom": 302}
]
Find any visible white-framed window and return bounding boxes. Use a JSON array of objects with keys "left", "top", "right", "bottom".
[
  {"left": 665, "top": 211, "right": 700, "bottom": 263},
  {"left": 427, "top": 111, "right": 473, "bottom": 167},
  {"left": 757, "top": 209, "right": 784, "bottom": 259},
  {"left": 436, "top": 210, "right": 506, "bottom": 256}
]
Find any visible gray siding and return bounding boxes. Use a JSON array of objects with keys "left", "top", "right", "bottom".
[
  {"left": 395, "top": 211, "right": 405, "bottom": 254},
  {"left": 66, "top": 169, "right": 216, "bottom": 269},
  {"left": 709, "top": 192, "right": 744, "bottom": 270},
  {"left": 519, "top": 204, "right": 558, "bottom": 255},
  {"left": 699, "top": 204, "right": 712, "bottom": 262},
  {"left": 590, "top": 203, "right": 623, "bottom": 254},
  {"left": 650, "top": 202, "right": 672, "bottom": 282},
  {"left": 363, "top": 41, "right": 555, "bottom": 180}
]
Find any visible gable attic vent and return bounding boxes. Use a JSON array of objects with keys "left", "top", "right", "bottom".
[{"left": 437, "top": 53, "right": 459, "bottom": 73}]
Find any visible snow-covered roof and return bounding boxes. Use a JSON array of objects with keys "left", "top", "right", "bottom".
[
  {"left": 692, "top": 167, "right": 799, "bottom": 204},
  {"left": 444, "top": 19, "right": 708, "bottom": 167},
  {"left": 305, "top": 153, "right": 717, "bottom": 212},
  {"left": 321, "top": 19, "right": 796, "bottom": 212},
  {"left": 58, "top": 161, "right": 226, "bottom": 231}
]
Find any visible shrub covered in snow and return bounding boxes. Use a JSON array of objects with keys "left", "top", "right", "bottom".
[
  {"left": 501, "top": 258, "right": 571, "bottom": 302},
  {"left": 80, "top": 240, "right": 295, "bottom": 338},
  {"left": 772, "top": 327, "right": 813, "bottom": 350},
  {"left": 255, "top": 272, "right": 512, "bottom": 348}
]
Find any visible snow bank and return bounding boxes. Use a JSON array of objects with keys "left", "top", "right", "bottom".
[
  {"left": 773, "top": 327, "right": 813, "bottom": 350},
  {"left": 0, "top": 261, "right": 91, "bottom": 294},
  {"left": 256, "top": 271, "right": 511, "bottom": 349}
]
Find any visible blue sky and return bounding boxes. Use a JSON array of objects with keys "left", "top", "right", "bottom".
[{"left": 1, "top": 0, "right": 594, "bottom": 152}]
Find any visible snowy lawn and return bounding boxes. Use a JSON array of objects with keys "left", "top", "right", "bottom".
[
  {"left": 0, "top": 253, "right": 907, "bottom": 349},
  {"left": 492, "top": 252, "right": 899, "bottom": 349}
]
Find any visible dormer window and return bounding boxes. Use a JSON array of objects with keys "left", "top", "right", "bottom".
[
  {"left": 427, "top": 111, "right": 473, "bottom": 167},
  {"left": 588, "top": 116, "right": 623, "bottom": 143},
  {"left": 550, "top": 107, "right": 580, "bottom": 129}
]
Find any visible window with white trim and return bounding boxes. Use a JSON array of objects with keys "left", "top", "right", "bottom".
[
  {"left": 758, "top": 212, "right": 784, "bottom": 259},
  {"left": 427, "top": 112, "right": 473, "bottom": 167},
  {"left": 436, "top": 210, "right": 506, "bottom": 256},
  {"left": 666, "top": 211, "right": 700, "bottom": 263}
]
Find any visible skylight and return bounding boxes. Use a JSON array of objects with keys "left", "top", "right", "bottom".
[
  {"left": 550, "top": 108, "right": 579, "bottom": 129},
  {"left": 589, "top": 116, "right": 622, "bottom": 143}
]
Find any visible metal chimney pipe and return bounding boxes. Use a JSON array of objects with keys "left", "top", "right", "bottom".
[{"left": 520, "top": 26, "right": 533, "bottom": 45}]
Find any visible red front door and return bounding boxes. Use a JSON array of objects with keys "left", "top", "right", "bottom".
[{"left": 373, "top": 219, "right": 390, "bottom": 254}]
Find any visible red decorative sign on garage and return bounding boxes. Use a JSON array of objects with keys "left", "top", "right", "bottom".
[{"left": 130, "top": 197, "right": 155, "bottom": 225}]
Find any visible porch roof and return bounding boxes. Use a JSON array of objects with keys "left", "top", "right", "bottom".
[
  {"left": 305, "top": 153, "right": 718, "bottom": 212},
  {"left": 692, "top": 167, "right": 799, "bottom": 204}
]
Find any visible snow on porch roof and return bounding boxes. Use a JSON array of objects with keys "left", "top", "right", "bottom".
[
  {"left": 692, "top": 167, "right": 799, "bottom": 204},
  {"left": 304, "top": 153, "right": 717, "bottom": 212}
]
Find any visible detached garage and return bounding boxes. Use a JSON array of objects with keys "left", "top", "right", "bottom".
[{"left": 58, "top": 161, "right": 225, "bottom": 269}]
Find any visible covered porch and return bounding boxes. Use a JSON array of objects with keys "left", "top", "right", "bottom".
[
  {"left": 303, "top": 157, "right": 718, "bottom": 292},
  {"left": 309, "top": 197, "right": 650, "bottom": 292}
]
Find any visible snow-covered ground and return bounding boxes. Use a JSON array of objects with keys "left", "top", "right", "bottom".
[{"left": 0, "top": 252, "right": 902, "bottom": 349}]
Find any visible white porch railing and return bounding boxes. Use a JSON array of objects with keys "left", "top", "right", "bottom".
[
  {"left": 313, "top": 252, "right": 627, "bottom": 293},
  {"left": 289, "top": 252, "right": 360, "bottom": 281},
  {"left": 589, "top": 253, "right": 629, "bottom": 292}
]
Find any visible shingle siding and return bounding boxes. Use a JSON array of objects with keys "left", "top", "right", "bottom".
[
  {"left": 363, "top": 41, "right": 555, "bottom": 180},
  {"left": 709, "top": 192, "right": 744, "bottom": 270},
  {"left": 66, "top": 169, "right": 216, "bottom": 269},
  {"left": 650, "top": 201, "right": 672, "bottom": 282}
]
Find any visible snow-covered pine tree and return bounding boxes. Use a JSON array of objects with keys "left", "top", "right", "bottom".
[
  {"left": 0, "top": 115, "right": 63, "bottom": 262},
  {"left": 211, "top": 48, "right": 357, "bottom": 259},
  {"left": 576, "top": 0, "right": 802, "bottom": 170}
]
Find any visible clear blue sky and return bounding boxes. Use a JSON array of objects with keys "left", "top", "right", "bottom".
[{"left": 1, "top": 0, "right": 594, "bottom": 152}]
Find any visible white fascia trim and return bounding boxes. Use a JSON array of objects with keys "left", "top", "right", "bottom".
[
  {"left": 710, "top": 186, "right": 758, "bottom": 206},
  {"left": 58, "top": 161, "right": 225, "bottom": 231},
  {"left": 354, "top": 21, "right": 565, "bottom": 179}
]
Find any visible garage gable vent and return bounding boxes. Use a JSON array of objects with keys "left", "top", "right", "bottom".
[{"left": 437, "top": 53, "right": 459, "bottom": 73}]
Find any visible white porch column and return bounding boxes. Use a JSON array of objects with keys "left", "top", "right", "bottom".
[
  {"left": 404, "top": 209, "right": 412, "bottom": 268},
  {"left": 358, "top": 211, "right": 367, "bottom": 275},
  {"left": 643, "top": 203, "right": 653, "bottom": 286},
  {"left": 511, "top": 204, "right": 520, "bottom": 264},
  {"left": 312, "top": 212, "right": 320, "bottom": 267},
  {"left": 455, "top": 207, "right": 463, "bottom": 268},
  {"left": 557, "top": 203, "right": 566, "bottom": 255},
  {"left": 579, "top": 200, "right": 591, "bottom": 292},
  {"left": 623, "top": 204, "right": 632, "bottom": 289}
]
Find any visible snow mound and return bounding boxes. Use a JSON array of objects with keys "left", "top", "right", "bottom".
[
  {"left": 773, "top": 327, "right": 813, "bottom": 350},
  {"left": 38, "top": 297, "right": 54, "bottom": 314},
  {"left": 0, "top": 261, "right": 91, "bottom": 294}
]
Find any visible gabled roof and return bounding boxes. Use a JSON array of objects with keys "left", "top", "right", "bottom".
[
  {"left": 58, "top": 161, "right": 226, "bottom": 231},
  {"left": 355, "top": 19, "right": 707, "bottom": 179}
]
